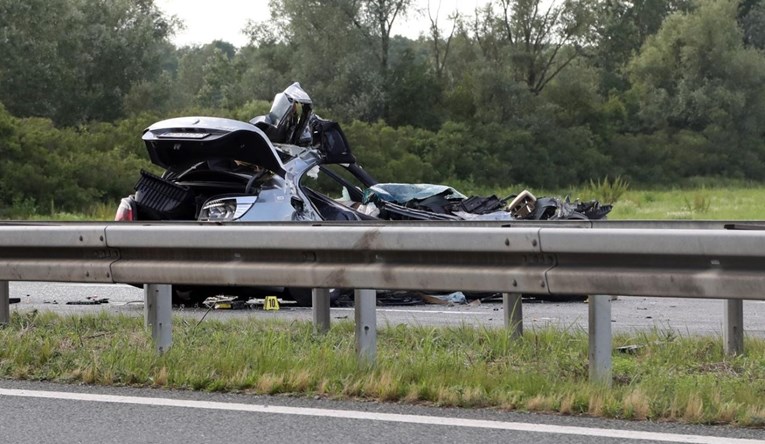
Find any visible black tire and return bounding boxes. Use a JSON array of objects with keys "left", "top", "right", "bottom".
[
  {"left": 171, "top": 286, "right": 211, "bottom": 306},
  {"left": 127, "top": 283, "right": 209, "bottom": 307},
  {"left": 287, "top": 288, "right": 312, "bottom": 307}
]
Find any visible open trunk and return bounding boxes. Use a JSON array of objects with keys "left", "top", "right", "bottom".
[
  {"left": 143, "top": 116, "right": 286, "bottom": 175},
  {"left": 133, "top": 116, "right": 292, "bottom": 221}
]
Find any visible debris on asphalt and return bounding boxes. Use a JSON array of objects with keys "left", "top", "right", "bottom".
[
  {"left": 203, "top": 295, "right": 246, "bottom": 310},
  {"left": 420, "top": 294, "right": 448, "bottom": 305},
  {"left": 421, "top": 291, "right": 467, "bottom": 305},
  {"left": 65, "top": 297, "right": 109, "bottom": 305},
  {"left": 617, "top": 344, "right": 643, "bottom": 354}
]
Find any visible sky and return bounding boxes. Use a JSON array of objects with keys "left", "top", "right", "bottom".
[{"left": 155, "top": 0, "right": 489, "bottom": 48}]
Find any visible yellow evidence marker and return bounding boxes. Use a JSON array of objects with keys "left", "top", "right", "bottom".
[{"left": 264, "top": 296, "right": 280, "bottom": 311}]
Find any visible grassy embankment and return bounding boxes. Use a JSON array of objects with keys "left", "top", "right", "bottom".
[
  {"left": 0, "top": 311, "right": 763, "bottom": 426},
  {"left": 608, "top": 187, "right": 765, "bottom": 220}
]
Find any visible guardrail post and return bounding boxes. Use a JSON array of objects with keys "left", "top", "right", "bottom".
[
  {"left": 588, "top": 295, "right": 612, "bottom": 386},
  {"left": 144, "top": 284, "right": 172, "bottom": 353},
  {"left": 0, "top": 280, "right": 9, "bottom": 325},
  {"left": 312, "top": 288, "right": 331, "bottom": 334},
  {"left": 503, "top": 293, "right": 523, "bottom": 339},
  {"left": 724, "top": 299, "right": 744, "bottom": 356},
  {"left": 354, "top": 289, "right": 376, "bottom": 365}
]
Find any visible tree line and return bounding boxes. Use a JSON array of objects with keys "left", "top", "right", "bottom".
[{"left": 1, "top": 0, "right": 765, "bottom": 214}]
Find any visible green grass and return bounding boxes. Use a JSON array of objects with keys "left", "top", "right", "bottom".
[
  {"left": 607, "top": 187, "right": 765, "bottom": 220},
  {"left": 450, "top": 183, "right": 765, "bottom": 220},
  {"left": 1, "top": 202, "right": 117, "bottom": 221},
  {"left": 1, "top": 311, "right": 764, "bottom": 427}
]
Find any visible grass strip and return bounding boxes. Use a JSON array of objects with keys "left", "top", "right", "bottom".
[{"left": 0, "top": 311, "right": 763, "bottom": 427}]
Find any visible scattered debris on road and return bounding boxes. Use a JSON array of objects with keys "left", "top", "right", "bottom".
[
  {"left": 203, "top": 295, "right": 246, "bottom": 310},
  {"left": 65, "top": 297, "right": 109, "bottom": 305}
]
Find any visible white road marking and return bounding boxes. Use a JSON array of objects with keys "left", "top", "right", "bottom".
[{"left": 0, "top": 388, "right": 760, "bottom": 444}]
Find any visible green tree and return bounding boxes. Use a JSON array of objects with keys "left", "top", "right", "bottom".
[
  {"left": 196, "top": 47, "right": 237, "bottom": 108},
  {"left": 590, "top": 0, "right": 693, "bottom": 94},
  {"left": 0, "top": 102, "right": 20, "bottom": 213},
  {"left": 472, "top": 0, "right": 596, "bottom": 94},
  {"left": 262, "top": 0, "right": 415, "bottom": 121},
  {"left": 628, "top": 0, "right": 765, "bottom": 179},
  {"left": 739, "top": 0, "right": 765, "bottom": 48},
  {"left": 264, "top": 0, "right": 381, "bottom": 120},
  {"left": 332, "top": 0, "right": 413, "bottom": 79},
  {"left": 385, "top": 47, "right": 442, "bottom": 129},
  {"left": 0, "top": 0, "right": 177, "bottom": 125},
  {"left": 426, "top": 0, "right": 460, "bottom": 80}
]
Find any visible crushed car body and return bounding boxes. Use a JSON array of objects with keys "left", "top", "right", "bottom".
[
  {"left": 115, "top": 82, "right": 612, "bottom": 305},
  {"left": 362, "top": 184, "right": 611, "bottom": 221}
]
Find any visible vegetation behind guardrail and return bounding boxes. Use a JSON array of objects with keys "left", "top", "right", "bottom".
[{"left": 5, "top": 1, "right": 765, "bottom": 216}]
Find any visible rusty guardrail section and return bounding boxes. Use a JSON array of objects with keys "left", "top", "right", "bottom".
[{"left": 0, "top": 221, "right": 763, "bottom": 384}]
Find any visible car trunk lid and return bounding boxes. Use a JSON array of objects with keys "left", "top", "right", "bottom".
[{"left": 142, "top": 116, "right": 286, "bottom": 176}]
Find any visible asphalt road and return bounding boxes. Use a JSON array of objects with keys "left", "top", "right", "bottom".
[
  {"left": 6, "top": 282, "right": 765, "bottom": 337},
  {"left": 0, "top": 380, "right": 762, "bottom": 444}
]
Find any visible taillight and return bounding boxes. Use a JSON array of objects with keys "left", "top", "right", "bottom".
[{"left": 115, "top": 198, "right": 135, "bottom": 221}]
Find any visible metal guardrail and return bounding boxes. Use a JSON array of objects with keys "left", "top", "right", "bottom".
[{"left": 0, "top": 221, "right": 763, "bottom": 384}]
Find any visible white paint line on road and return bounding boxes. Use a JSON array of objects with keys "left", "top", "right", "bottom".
[{"left": 0, "top": 388, "right": 760, "bottom": 444}]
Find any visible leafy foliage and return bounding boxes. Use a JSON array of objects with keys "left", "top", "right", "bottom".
[
  {"left": 0, "top": 0, "right": 176, "bottom": 125},
  {"left": 3, "top": 0, "right": 765, "bottom": 216}
]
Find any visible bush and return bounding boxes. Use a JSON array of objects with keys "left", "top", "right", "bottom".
[{"left": 587, "top": 176, "right": 630, "bottom": 204}]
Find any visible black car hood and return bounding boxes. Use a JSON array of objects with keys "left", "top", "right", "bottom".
[{"left": 142, "top": 116, "right": 286, "bottom": 176}]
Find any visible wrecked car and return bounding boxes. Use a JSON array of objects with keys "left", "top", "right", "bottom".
[
  {"left": 361, "top": 184, "right": 611, "bottom": 221},
  {"left": 115, "top": 83, "right": 611, "bottom": 305}
]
